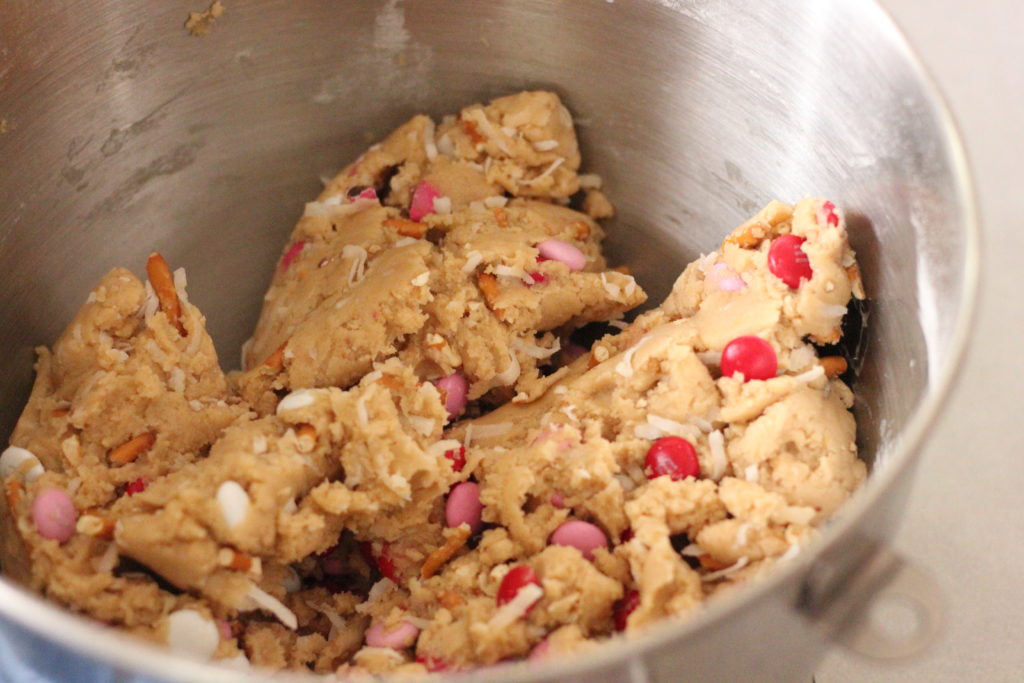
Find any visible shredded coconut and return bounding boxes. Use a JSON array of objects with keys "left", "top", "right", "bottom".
[
  {"left": 168, "top": 367, "right": 186, "bottom": 393},
  {"left": 492, "top": 349, "right": 521, "bottom": 385},
  {"left": 462, "top": 250, "right": 484, "bottom": 273},
  {"left": 172, "top": 268, "right": 189, "bottom": 304},
  {"left": 432, "top": 196, "right": 453, "bottom": 215},
  {"left": 356, "top": 393, "right": 370, "bottom": 427},
  {"left": 406, "top": 415, "right": 436, "bottom": 437},
  {"left": 422, "top": 118, "right": 437, "bottom": 160},
  {"left": 779, "top": 542, "right": 802, "bottom": 563},
  {"left": 531, "top": 139, "right": 559, "bottom": 152},
  {"left": 788, "top": 345, "right": 815, "bottom": 371},
  {"left": 696, "top": 351, "right": 722, "bottom": 366},
  {"left": 701, "top": 556, "right": 750, "bottom": 582},
  {"left": 428, "top": 439, "right": 463, "bottom": 457},
  {"left": 410, "top": 271, "right": 430, "bottom": 287},
  {"left": 276, "top": 389, "right": 317, "bottom": 414},
  {"left": 342, "top": 245, "right": 368, "bottom": 285},
  {"left": 488, "top": 583, "right": 543, "bottom": 629},
  {"left": 735, "top": 523, "right": 751, "bottom": 548},
  {"left": 520, "top": 157, "right": 565, "bottom": 185},
  {"left": 744, "top": 464, "right": 759, "bottom": 482},
  {"left": 494, "top": 264, "right": 526, "bottom": 280},
  {"left": 483, "top": 196, "right": 508, "bottom": 208},
  {"left": 393, "top": 237, "right": 419, "bottom": 248},
  {"left": 680, "top": 543, "right": 705, "bottom": 557},
  {"left": 708, "top": 430, "right": 727, "bottom": 480},
  {"left": 615, "top": 343, "right": 640, "bottom": 378},
  {"left": 578, "top": 173, "right": 603, "bottom": 190},
  {"left": 794, "top": 365, "right": 825, "bottom": 384},
  {"left": 512, "top": 336, "right": 560, "bottom": 360},
  {"left": 247, "top": 584, "right": 298, "bottom": 629}
]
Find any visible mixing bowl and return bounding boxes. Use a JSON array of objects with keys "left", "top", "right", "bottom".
[{"left": 0, "top": 0, "right": 978, "bottom": 680}]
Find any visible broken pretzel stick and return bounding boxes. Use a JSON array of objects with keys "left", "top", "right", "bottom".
[
  {"left": 421, "top": 526, "right": 471, "bottom": 579},
  {"left": 146, "top": 253, "right": 187, "bottom": 336},
  {"left": 108, "top": 431, "right": 156, "bottom": 466},
  {"left": 384, "top": 217, "right": 426, "bottom": 239}
]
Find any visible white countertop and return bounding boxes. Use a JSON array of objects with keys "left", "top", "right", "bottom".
[{"left": 818, "top": 0, "right": 1024, "bottom": 680}]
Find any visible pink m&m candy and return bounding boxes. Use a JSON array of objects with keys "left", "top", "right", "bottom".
[
  {"left": 720, "top": 336, "right": 777, "bottom": 381},
  {"left": 768, "top": 234, "right": 813, "bottom": 289},
  {"left": 365, "top": 620, "right": 420, "bottom": 650},
  {"left": 409, "top": 180, "right": 442, "bottom": 221},
  {"left": 549, "top": 520, "right": 608, "bottom": 560},
  {"left": 435, "top": 372, "right": 468, "bottom": 421},
  {"left": 31, "top": 488, "right": 77, "bottom": 543},
  {"left": 709, "top": 262, "right": 746, "bottom": 292},
  {"left": 445, "top": 482, "right": 483, "bottom": 534},
  {"left": 536, "top": 239, "right": 586, "bottom": 271},
  {"left": 645, "top": 437, "right": 700, "bottom": 481}
]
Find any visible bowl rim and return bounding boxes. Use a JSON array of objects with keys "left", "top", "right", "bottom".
[{"left": 0, "top": 0, "right": 980, "bottom": 680}]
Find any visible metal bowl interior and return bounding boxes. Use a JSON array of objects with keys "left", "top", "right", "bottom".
[{"left": 0, "top": 0, "right": 977, "bottom": 681}]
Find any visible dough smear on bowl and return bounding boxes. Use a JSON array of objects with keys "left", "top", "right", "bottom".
[{"left": 0, "top": 91, "right": 867, "bottom": 674}]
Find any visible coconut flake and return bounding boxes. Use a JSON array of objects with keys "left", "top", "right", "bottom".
[
  {"left": 520, "top": 157, "right": 565, "bottom": 186},
  {"left": 494, "top": 264, "right": 526, "bottom": 280},
  {"left": 615, "top": 343, "right": 640, "bottom": 378},
  {"left": 600, "top": 273, "right": 622, "bottom": 299},
  {"left": 393, "top": 237, "right": 419, "bottom": 248},
  {"left": 437, "top": 132, "right": 455, "bottom": 157},
  {"left": 356, "top": 393, "right": 370, "bottom": 427},
  {"left": 744, "top": 464, "right": 759, "bottom": 482},
  {"left": 217, "top": 481, "right": 250, "bottom": 529},
  {"left": 342, "top": 245, "right": 368, "bottom": 285},
  {"left": 779, "top": 542, "right": 802, "bottom": 563},
  {"left": 306, "top": 600, "right": 348, "bottom": 639},
  {"left": 701, "top": 556, "right": 750, "bottom": 582},
  {"left": 276, "top": 389, "right": 317, "bottom": 414},
  {"left": 646, "top": 415, "right": 701, "bottom": 441},
  {"left": 532, "top": 139, "right": 559, "bottom": 152},
  {"left": 166, "top": 610, "right": 219, "bottom": 659},
  {"left": 423, "top": 118, "right": 437, "bottom": 160},
  {"left": 788, "top": 346, "right": 815, "bottom": 372},
  {"left": 578, "top": 173, "right": 603, "bottom": 190},
  {"left": 410, "top": 271, "right": 430, "bottom": 287},
  {"left": 432, "top": 196, "right": 453, "bottom": 215},
  {"left": 462, "top": 250, "right": 484, "bottom": 273},
  {"left": 246, "top": 584, "right": 298, "bottom": 629},
  {"left": 696, "top": 351, "right": 722, "bottom": 366},
  {"left": 794, "top": 365, "right": 825, "bottom": 384},
  {"left": 168, "top": 367, "right": 186, "bottom": 393},
  {"left": 689, "top": 416, "right": 713, "bottom": 433},
  {"left": 680, "top": 543, "right": 704, "bottom": 557},
  {"left": 428, "top": 439, "right": 463, "bottom": 457},
  {"left": 708, "top": 430, "right": 727, "bottom": 481},
  {"left": 367, "top": 578, "right": 396, "bottom": 601},
  {"left": 406, "top": 415, "right": 436, "bottom": 437},
  {"left": 735, "top": 523, "right": 751, "bottom": 548},
  {"left": 822, "top": 304, "right": 848, "bottom": 321},
  {"left": 488, "top": 583, "right": 543, "bottom": 629},
  {"left": 492, "top": 350, "right": 521, "bottom": 386},
  {"left": 483, "top": 196, "right": 508, "bottom": 209},
  {"left": 513, "top": 337, "right": 560, "bottom": 360}
]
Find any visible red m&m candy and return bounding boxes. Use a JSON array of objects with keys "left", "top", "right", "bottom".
[
  {"left": 644, "top": 437, "right": 700, "bottom": 481},
  {"left": 768, "top": 234, "right": 813, "bottom": 289},
  {"left": 720, "top": 336, "right": 777, "bottom": 381}
]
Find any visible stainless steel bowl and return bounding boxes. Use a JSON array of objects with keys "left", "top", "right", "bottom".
[{"left": 0, "top": 0, "right": 978, "bottom": 681}]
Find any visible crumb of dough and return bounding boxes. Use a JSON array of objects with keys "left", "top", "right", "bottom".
[{"left": 185, "top": 1, "right": 226, "bottom": 37}]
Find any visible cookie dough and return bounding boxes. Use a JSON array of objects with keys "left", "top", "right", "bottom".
[{"left": 0, "top": 91, "right": 867, "bottom": 675}]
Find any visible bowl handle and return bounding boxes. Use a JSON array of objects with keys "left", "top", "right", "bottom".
[{"left": 799, "top": 540, "right": 944, "bottom": 659}]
